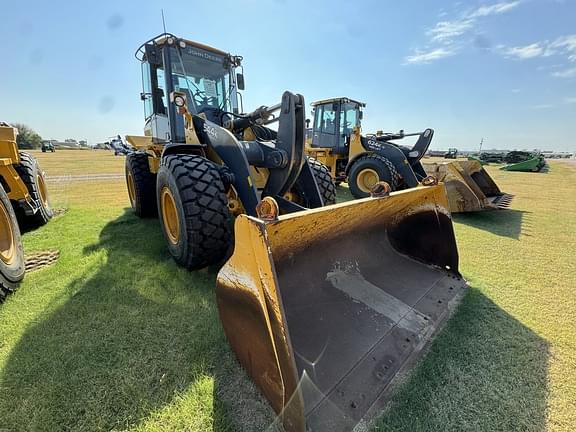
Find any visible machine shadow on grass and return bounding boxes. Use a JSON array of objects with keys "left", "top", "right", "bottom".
[
  {"left": 0, "top": 210, "right": 274, "bottom": 432},
  {"left": 375, "top": 286, "right": 549, "bottom": 432},
  {"left": 453, "top": 209, "right": 529, "bottom": 240},
  {"left": 0, "top": 210, "right": 549, "bottom": 431}
]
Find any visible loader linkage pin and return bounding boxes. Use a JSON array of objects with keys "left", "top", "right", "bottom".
[
  {"left": 370, "top": 181, "right": 391, "bottom": 198},
  {"left": 256, "top": 196, "right": 279, "bottom": 222},
  {"left": 421, "top": 175, "right": 439, "bottom": 186}
]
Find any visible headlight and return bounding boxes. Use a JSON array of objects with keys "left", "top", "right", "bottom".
[{"left": 174, "top": 95, "right": 186, "bottom": 107}]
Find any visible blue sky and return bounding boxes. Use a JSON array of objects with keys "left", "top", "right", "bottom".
[{"left": 0, "top": 0, "right": 574, "bottom": 151}]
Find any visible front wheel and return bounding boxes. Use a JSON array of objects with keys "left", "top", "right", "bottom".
[
  {"left": 308, "top": 158, "right": 336, "bottom": 205},
  {"left": 0, "top": 185, "right": 25, "bottom": 301},
  {"left": 157, "top": 154, "right": 232, "bottom": 270},
  {"left": 292, "top": 157, "right": 337, "bottom": 206},
  {"left": 348, "top": 154, "right": 399, "bottom": 199}
]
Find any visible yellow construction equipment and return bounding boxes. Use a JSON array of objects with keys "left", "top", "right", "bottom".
[
  {"left": 305, "top": 98, "right": 433, "bottom": 198},
  {"left": 0, "top": 122, "right": 52, "bottom": 300},
  {"left": 126, "top": 34, "right": 467, "bottom": 432},
  {"left": 305, "top": 98, "right": 511, "bottom": 213},
  {"left": 423, "top": 160, "right": 513, "bottom": 212}
]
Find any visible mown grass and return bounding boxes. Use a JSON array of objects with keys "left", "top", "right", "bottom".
[
  {"left": 30, "top": 149, "right": 125, "bottom": 176},
  {"left": 0, "top": 152, "right": 574, "bottom": 431}
]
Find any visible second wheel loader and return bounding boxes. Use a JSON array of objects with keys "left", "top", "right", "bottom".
[
  {"left": 305, "top": 97, "right": 511, "bottom": 213},
  {"left": 305, "top": 98, "right": 433, "bottom": 198},
  {"left": 125, "top": 34, "right": 468, "bottom": 432}
]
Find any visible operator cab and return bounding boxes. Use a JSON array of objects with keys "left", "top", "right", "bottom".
[
  {"left": 137, "top": 34, "right": 244, "bottom": 144},
  {"left": 310, "top": 98, "right": 365, "bottom": 154}
]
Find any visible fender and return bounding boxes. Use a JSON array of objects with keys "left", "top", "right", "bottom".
[{"left": 346, "top": 137, "right": 419, "bottom": 188}]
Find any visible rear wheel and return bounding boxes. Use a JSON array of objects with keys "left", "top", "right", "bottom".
[
  {"left": 125, "top": 152, "right": 157, "bottom": 217},
  {"left": 157, "top": 154, "right": 232, "bottom": 270},
  {"left": 14, "top": 152, "right": 53, "bottom": 228},
  {"left": 0, "top": 185, "right": 25, "bottom": 301},
  {"left": 348, "top": 154, "right": 399, "bottom": 199}
]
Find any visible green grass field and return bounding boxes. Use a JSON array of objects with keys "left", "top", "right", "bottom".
[{"left": 0, "top": 151, "right": 574, "bottom": 431}]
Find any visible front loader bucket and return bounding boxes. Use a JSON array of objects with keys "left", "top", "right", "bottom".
[
  {"left": 423, "top": 160, "right": 513, "bottom": 213},
  {"left": 216, "top": 185, "right": 467, "bottom": 432}
]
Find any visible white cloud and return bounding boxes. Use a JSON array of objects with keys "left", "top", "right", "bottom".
[
  {"left": 552, "top": 66, "right": 576, "bottom": 78},
  {"left": 468, "top": 1, "right": 522, "bottom": 18},
  {"left": 511, "top": 88, "right": 521, "bottom": 93},
  {"left": 428, "top": 19, "right": 475, "bottom": 42},
  {"left": 504, "top": 43, "right": 546, "bottom": 59},
  {"left": 404, "top": 47, "right": 457, "bottom": 64},
  {"left": 564, "top": 97, "right": 576, "bottom": 104},
  {"left": 405, "top": 1, "right": 524, "bottom": 65},
  {"left": 530, "top": 104, "right": 554, "bottom": 110},
  {"left": 497, "top": 35, "right": 576, "bottom": 77},
  {"left": 548, "top": 35, "right": 576, "bottom": 61}
]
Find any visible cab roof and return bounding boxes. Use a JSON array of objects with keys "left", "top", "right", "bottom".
[
  {"left": 311, "top": 97, "right": 366, "bottom": 108},
  {"left": 154, "top": 34, "right": 229, "bottom": 56},
  {"left": 136, "top": 33, "right": 233, "bottom": 60}
]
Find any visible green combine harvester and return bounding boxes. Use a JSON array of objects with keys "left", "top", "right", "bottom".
[{"left": 501, "top": 151, "right": 546, "bottom": 172}]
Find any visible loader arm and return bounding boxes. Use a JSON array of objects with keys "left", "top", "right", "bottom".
[
  {"left": 192, "top": 115, "right": 261, "bottom": 216},
  {"left": 262, "top": 92, "right": 307, "bottom": 198},
  {"left": 192, "top": 91, "right": 320, "bottom": 215}
]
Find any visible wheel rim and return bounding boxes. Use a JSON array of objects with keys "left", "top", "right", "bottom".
[
  {"left": 0, "top": 202, "right": 16, "bottom": 266},
  {"left": 356, "top": 168, "right": 380, "bottom": 193},
  {"left": 127, "top": 172, "right": 136, "bottom": 207},
  {"left": 37, "top": 173, "right": 49, "bottom": 208},
  {"left": 161, "top": 186, "right": 180, "bottom": 245}
]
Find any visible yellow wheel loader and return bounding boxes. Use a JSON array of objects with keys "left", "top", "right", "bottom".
[
  {"left": 126, "top": 34, "right": 467, "bottom": 432},
  {"left": 305, "top": 98, "right": 434, "bottom": 198},
  {"left": 305, "top": 98, "right": 511, "bottom": 213},
  {"left": 0, "top": 122, "right": 52, "bottom": 300}
]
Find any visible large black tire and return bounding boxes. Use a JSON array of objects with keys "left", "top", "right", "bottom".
[
  {"left": 348, "top": 154, "right": 399, "bottom": 199},
  {"left": 125, "top": 152, "right": 157, "bottom": 218},
  {"left": 308, "top": 157, "right": 336, "bottom": 205},
  {"left": 156, "top": 154, "right": 232, "bottom": 270},
  {"left": 0, "top": 185, "right": 25, "bottom": 301},
  {"left": 14, "top": 152, "right": 53, "bottom": 228},
  {"left": 292, "top": 157, "right": 337, "bottom": 206}
]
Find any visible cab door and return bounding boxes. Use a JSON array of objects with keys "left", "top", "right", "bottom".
[{"left": 311, "top": 103, "right": 339, "bottom": 149}]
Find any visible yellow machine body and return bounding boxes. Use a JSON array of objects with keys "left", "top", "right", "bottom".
[
  {"left": 216, "top": 184, "right": 467, "bottom": 431},
  {"left": 423, "top": 160, "right": 513, "bottom": 213},
  {"left": 305, "top": 127, "right": 364, "bottom": 180},
  {"left": 0, "top": 124, "right": 32, "bottom": 203}
]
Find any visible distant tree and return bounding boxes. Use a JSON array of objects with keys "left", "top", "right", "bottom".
[{"left": 11, "top": 123, "right": 42, "bottom": 149}]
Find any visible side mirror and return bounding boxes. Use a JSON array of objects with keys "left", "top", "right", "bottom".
[
  {"left": 359, "top": 111, "right": 363, "bottom": 120},
  {"left": 140, "top": 92, "right": 147, "bottom": 101},
  {"left": 237, "top": 73, "right": 245, "bottom": 90}
]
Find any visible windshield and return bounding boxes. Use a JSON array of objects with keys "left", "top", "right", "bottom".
[{"left": 169, "top": 45, "right": 234, "bottom": 113}]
